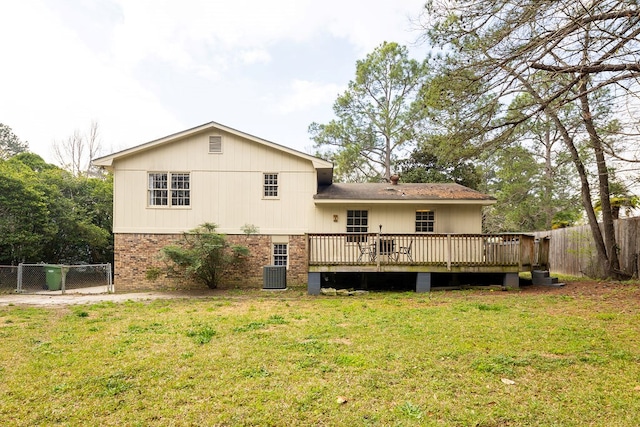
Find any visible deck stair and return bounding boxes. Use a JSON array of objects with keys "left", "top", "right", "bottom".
[{"left": 532, "top": 270, "right": 564, "bottom": 287}]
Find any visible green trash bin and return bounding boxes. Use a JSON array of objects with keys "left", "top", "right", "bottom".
[{"left": 44, "top": 265, "right": 63, "bottom": 291}]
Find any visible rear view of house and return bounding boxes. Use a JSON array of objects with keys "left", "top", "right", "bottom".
[{"left": 93, "top": 122, "right": 547, "bottom": 293}]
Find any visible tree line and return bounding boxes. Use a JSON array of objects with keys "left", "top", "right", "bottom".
[
  {"left": 309, "top": 1, "right": 640, "bottom": 279},
  {"left": 0, "top": 123, "right": 113, "bottom": 266}
]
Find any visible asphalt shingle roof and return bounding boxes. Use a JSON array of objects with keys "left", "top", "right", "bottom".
[{"left": 314, "top": 183, "right": 495, "bottom": 201}]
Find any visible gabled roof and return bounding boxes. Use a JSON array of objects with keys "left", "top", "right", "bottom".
[
  {"left": 92, "top": 121, "right": 334, "bottom": 183},
  {"left": 314, "top": 182, "right": 496, "bottom": 205}
]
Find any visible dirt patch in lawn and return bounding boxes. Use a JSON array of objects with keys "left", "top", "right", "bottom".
[
  {"left": 2, "top": 279, "right": 640, "bottom": 307},
  {"left": 520, "top": 279, "right": 640, "bottom": 303}
]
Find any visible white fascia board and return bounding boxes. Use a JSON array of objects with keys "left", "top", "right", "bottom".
[{"left": 92, "top": 121, "right": 333, "bottom": 171}]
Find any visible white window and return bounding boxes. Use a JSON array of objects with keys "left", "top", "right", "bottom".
[
  {"left": 148, "top": 173, "right": 168, "bottom": 206},
  {"left": 171, "top": 173, "right": 190, "bottom": 206},
  {"left": 263, "top": 173, "right": 279, "bottom": 198},
  {"left": 273, "top": 244, "right": 288, "bottom": 267},
  {"left": 148, "top": 172, "right": 190, "bottom": 207},
  {"left": 209, "top": 136, "right": 222, "bottom": 153},
  {"left": 416, "top": 210, "right": 435, "bottom": 232},
  {"left": 346, "top": 209, "right": 368, "bottom": 242}
]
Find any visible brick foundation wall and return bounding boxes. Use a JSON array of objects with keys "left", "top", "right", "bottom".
[
  {"left": 114, "top": 233, "right": 308, "bottom": 292},
  {"left": 287, "top": 235, "right": 309, "bottom": 284}
]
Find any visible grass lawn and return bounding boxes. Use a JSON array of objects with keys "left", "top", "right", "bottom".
[{"left": 1, "top": 282, "right": 639, "bottom": 426}]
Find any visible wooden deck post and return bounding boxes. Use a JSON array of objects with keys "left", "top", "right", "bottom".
[
  {"left": 503, "top": 273, "right": 519, "bottom": 289},
  {"left": 376, "top": 225, "right": 381, "bottom": 272},
  {"left": 416, "top": 272, "right": 431, "bottom": 293},
  {"left": 308, "top": 272, "right": 321, "bottom": 295},
  {"left": 446, "top": 234, "right": 452, "bottom": 271}
]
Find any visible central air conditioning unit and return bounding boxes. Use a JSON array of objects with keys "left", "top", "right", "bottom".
[{"left": 263, "top": 265, "right": 286, "bottom": 290}]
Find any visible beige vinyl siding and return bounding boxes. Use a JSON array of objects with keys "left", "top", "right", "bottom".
[
  {"left": 309, "top": 204, "right": 483, "bottom": 234},
  {"left": 113, "top": 128, "right": 318, "bottom": 234},
  {"left": 111, "top": 125, "right": 487, "bottom": 236}
]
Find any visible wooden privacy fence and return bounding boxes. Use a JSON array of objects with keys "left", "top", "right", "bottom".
[{"left": 534, "top": 217, "right": 640, "bottom": 277}]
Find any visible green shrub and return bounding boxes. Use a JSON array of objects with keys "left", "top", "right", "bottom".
[{"left": 159, "top": 223, "right": 249, "bottom": 289}]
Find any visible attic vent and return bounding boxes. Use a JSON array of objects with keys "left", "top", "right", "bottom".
[{"left": 209, "top": 136, "right": 222, "bottom": 153}]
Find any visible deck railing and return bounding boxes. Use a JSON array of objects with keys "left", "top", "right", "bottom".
[{"left": 308, "top": 233, "right": 541, "bottom": 270}]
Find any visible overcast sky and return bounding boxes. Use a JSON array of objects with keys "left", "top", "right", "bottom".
[{"left": 0, "top": 0, "right": 430, "bottom": 164}]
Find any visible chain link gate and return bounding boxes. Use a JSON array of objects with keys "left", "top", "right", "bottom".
[{"left": 15, "top": 264, "right": 113, "bottom": 294}]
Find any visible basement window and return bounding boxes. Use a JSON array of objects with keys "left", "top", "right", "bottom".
[{"left": 273, "top": 243, "right": 288, "bottom": 267}]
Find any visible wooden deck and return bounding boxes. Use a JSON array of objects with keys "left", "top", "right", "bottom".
[{"left": 308, "top": 233, "right": 548, "bottom": 273}]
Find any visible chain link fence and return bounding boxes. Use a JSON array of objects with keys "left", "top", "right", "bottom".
[
  {"left": 6, "top": 264, "right": 113, "bottom": 294},
  {"left": 0, "top": 265, "right": 19, "bottom": 293}
]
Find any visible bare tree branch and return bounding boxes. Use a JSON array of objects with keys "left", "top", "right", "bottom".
[{"left": 52, "top": 121, "right": 103, "bottom": 176}]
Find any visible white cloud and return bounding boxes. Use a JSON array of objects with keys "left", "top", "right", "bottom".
[
  {"left": 307, "top": 0, "right": 427, "bottom": 54},
  {"left": 239, "top": 49, "right": 272, "bottom": 65},
  {"left": 109, "top": 0, "right": 308, "bottom": 77},
  {"left": 0, "top": 0, "right": 183, "bottom": 161},
  {"left": 0, "top": 0, "right": 429, "bottom": 161},
  {"left": 108, "top": 0, "right": 427, "bottom": 74},
  {"left": 277, "top": 80, "right": 345, "bottom": 114}
]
